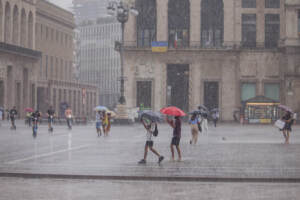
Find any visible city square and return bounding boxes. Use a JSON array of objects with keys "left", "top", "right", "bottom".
[{"left": 0, "top": 121, "right": 299, "bottom": 199}]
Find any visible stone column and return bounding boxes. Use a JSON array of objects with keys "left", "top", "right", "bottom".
[
  {"left": 256, "top": 0, "right": 265, "bottom": 48},
  {"left": 190, "top": 0, "right": 201, "bottom": 43},
  {"left": 221, "top": 58, "right": 237, "bottom": 121},
  {"left": 223, "top": 0, "right": 235, "bottom": 47},
  {"left": 156, "top": 0, "right": 168, "bottom": 41}
]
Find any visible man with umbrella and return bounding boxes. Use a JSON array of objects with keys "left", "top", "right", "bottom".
[
  {"left": 279, "top": 105, "right": 294, "bottom": 144},
  {"left": 161, "top": 106, "right": 185, "bottom": 162},
  {"left": 138, "top": 111, "right": 164, "bottom": 164}
]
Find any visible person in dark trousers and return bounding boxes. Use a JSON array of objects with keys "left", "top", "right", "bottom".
[
  {"left": 138, "top": 118, "right": 164, "bottom": 164},
  {"left": 9, "top": 106, "right": 18, "bottom": 129},
  {"left": 281, "top": 111, "right": 293, "bottom": 144},
  {"left": 166, "top": 116, "right": 182, "bottom": 162}
]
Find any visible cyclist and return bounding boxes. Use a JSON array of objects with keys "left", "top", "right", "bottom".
[
  {"left": 31, "top": 110, "right": 41, "bottom": 138},
  {"left": 65, "top": 107, "right": 73, "bottom": 129},
  {"left": 47, "top": 106, "right": 55, "bottom": 132},
  {"left": 9, "top": 106, "right": 18, "bottom": 130}
]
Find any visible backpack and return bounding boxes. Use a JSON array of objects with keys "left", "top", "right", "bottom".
[{"left": 153, "top": 124, "right": 158, "bottom": 137}]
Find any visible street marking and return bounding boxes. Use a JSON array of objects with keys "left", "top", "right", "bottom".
[{"left": 5, "top": 144, "right": 90, "bottom": 164}]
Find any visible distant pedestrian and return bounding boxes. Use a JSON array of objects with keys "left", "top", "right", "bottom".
[
  {"left": 166, "top": 116, "right": 182, "bottom": 162},
  {"left": 189, "top": 113, "right": 200, "bottom": 145},
  {"left": 212, "top": 111, "right": 219, "bottom": 127},
  {"left": 102, "top": 111, "right": 108, "bottom": 136},
  {"left": 201, "top": 112, "right": 209, "bottom": 134},
  {"left": 281, "top": 111, "right": 293, "bottom": 144},
  {"left": 0, "top": 109, "right": 2, "bottom": 126},
  {"left": 138, "top": 118, "right": 164, "bottom": 164},
  {"left": 96, "top": 111, "right": 103, "bottom": 137},
  {"left": 106, "top": 113, "right": 112, "bottom": 135}
]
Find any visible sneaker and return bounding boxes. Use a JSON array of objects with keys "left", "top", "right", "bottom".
[
  {"left": 138, "top": 159, "right": 146, "bottom": 164},
  {"left": 158, "top": 156, "right": 164, "bottom": 164}
]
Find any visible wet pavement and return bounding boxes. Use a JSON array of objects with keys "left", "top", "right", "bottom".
[
  {"left": 0, "top": 177, "right": 299, "bottom": 200},
  {"left": 0, "top": 120, "right": 299, "bottom": 180}
]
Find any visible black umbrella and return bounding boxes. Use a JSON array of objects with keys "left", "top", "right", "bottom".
[
  {"left": 189, "top": 110, "right": 202, "bottom": 115},
  {"left": 211, "top": 108, "right": 219, "bottom": 112},
  {"left": 198, "top": 105, "right": 208, "bottom": 111},
  {"left": 139, "top": 110, "right": 163, "bottom": 122}
]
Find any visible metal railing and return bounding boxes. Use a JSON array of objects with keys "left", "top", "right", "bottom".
[{"left": 0, "top": 42, "right": 42, "bottom": 58}]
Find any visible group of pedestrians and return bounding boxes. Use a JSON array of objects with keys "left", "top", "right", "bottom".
[
  {"left": 138, "top": 115, "right": 182, "bottom": 164},
  {"left": 95, "top": 110, "right": 111, "bottom": 137}
]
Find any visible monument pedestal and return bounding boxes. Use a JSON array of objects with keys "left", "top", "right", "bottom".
[{"left": 114, "top": 104, "right": 133, "bottom": 124}]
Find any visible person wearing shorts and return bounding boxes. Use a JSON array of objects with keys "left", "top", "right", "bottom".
[
  {"left": 138, "top": 118, "right": 164, "bottom": 164},
  {"left": 166, "top": 116, "right": 182, "bottom": 161},
  {"left": 96, "top": 111, "right": 103, "bottom": 137},
  {"left": 189, "top": 113, "right": 200, "bottom": 145}
]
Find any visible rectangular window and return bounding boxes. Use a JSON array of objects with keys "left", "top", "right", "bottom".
[
  {"left": 264, "top": 83, "right": 280, "bottom": 101},
  {"left": 242, "top": 0, "right": 256, "bottom": 8},
  {"left": 242, "top": 14, "right": 256, "bottom": 48},
  {"left": 265, "top": 14, "right": 280, "bottom": 48},
  {"left": 265, "top": 0, "right": 280, "bottom": 8},
  {"left": 241, "top": 83, "right": 256, "bottom": 102}
]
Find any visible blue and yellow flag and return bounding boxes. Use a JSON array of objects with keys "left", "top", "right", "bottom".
[{"left": 152, "top": 41, "right": 168, "bottom": 53}]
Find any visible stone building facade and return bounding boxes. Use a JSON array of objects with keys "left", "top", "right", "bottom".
[
  {"left": 35, "top": 0, "right": 98, "bottom": 118},
  {"left": 0, "top": 0, "right": 98, "bottom": 118},
  {"left": 123, "top": 0, "right": 300, "bottom": 121},
  {"left": 0, "top": 0, "right": 40, "bottom": 118}
]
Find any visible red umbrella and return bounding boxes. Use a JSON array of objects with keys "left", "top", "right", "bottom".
[
  {"left": 160, "top": 106, "right": 186, "bottom": 117},
  {"left": 25, "top": 107, "right": 34, "bottom": 112}
]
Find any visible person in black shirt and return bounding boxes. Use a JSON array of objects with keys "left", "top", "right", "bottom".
[
  {"left": 281, "top": 111, "right": 293, "bottom": 144},
  {"left": 166, "top": 116, "right": 182, "bottom": 162},
  {"left": 9, "top": 106, "right": 18, "bottom": 129},
  {"left": 47, "top": 106, "right": 55, "bottom": 131}
]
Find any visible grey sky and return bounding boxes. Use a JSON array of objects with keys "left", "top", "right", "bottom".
[{"left": 48, "top": 0, "right": 73, "bottom": 11}]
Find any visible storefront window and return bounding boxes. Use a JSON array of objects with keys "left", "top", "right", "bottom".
[
  {"left": 241, "top": 83, "right": 256, "bottom": 102},
  {"left": 264, "top": 83, "right": 280, "bottom": 101}
]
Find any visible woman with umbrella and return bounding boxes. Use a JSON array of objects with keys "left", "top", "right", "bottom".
[
  {"left": 161, "top": 106, "right": 185, "bottom": 162},
  {"left": 138, "top": 111, "right": 164, "bottom": 164}
]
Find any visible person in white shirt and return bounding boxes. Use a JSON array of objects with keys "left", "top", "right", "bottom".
[{"left": 138, "top": 118, "right": 164, "bottom": 164}]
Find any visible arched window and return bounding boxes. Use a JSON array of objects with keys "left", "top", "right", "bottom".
[
  {"left": 12, "top": 5, "right": 19, "bottom": 45},
  {"left": 0, "top": 1, "right": 3, "bottom": 41},
  {"left": 136, "top": 0, "right": 156, "bottom": 47},
  {"left": 4, "top": 2, "right": 11, "bottom": 43},
  {"left": 28, "top": 11, "right": 33, "bottom": 48},
  {"left": 168, "top": 0, "right": 190, "bottom": 48},
  {"left": 201, "top": 0, "right": 224, "bottom": 47},
  {"left": 20, "top": 9, "right": 26, "bottom": 47}
]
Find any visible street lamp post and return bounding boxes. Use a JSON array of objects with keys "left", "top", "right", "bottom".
[
  {"left": 107, "top": 0, "right": 138, "bottom": 123},
  {"left": 107, "top": 0, "right": 138, "bottom": 105}
]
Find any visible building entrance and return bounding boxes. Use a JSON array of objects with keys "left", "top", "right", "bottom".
[
  {"left": 167, "top": 64, "right": 189, "bottom": 111},
  {"left": 204, "top": 81, "right": 219, "bottom": 111},
  {"left": 136, "top": 81, "right": 152, "bottom": 109}
]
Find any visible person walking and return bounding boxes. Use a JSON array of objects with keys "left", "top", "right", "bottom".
[
  {"left": 281, "top": 111, "right": 293, "bottom": 144},
  {"left": 166, "top": 116, "right": 182, "bottom": 162},
  {"left": 201, "top": 112, "right": 209, "bottom": 135},
  {"left": 9, "top": 106, "right": 18, "bottom": 130},
  {"left": 0, "top": 109, "right": 3, "bottom": 127},
  {"left": 105, "top": 113, "right": 112, "bottom": 135},
  {"left": 212, "top": 111, "right": 219, "bottom": 127},
  {"left": 189, "top": 113, "right": 200, "bottom": 145},
  {"left": 138, "top": 118, "right": 164, "bottom": 164},
  {"left": 95, "top": 111, "right": 103, "bottom": 137},
  {"left": 102, "top": 111, "right": 108, "bottom": 136}
]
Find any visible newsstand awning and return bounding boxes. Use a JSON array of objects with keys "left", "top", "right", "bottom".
[{"left": 243, "top": 96, "right": 280, "bottom": 124}]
